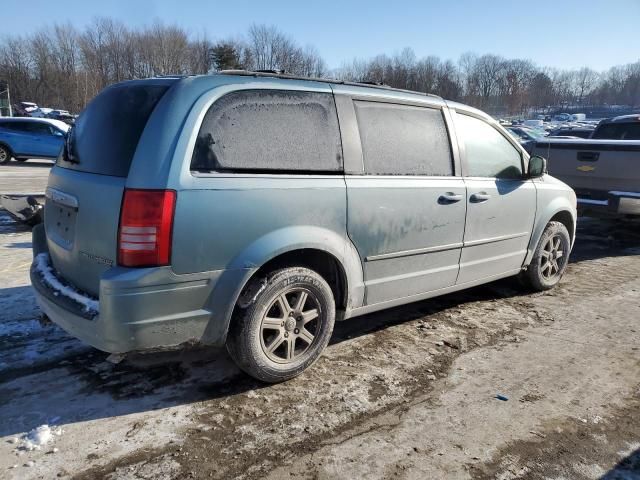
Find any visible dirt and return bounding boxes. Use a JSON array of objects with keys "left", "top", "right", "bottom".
[{"left": 1, "top": 186, "right": 639, "bottom": 479}]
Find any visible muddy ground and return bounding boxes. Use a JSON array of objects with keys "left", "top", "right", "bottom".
[{"left": 1, "top": 185, "right": 639, "bottom": 479}]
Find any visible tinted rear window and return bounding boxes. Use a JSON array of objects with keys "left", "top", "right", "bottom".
[
  {"left": 0, "top": 121, "right": 26, "bottom": 131},
  {"left": 592, "top": 122, "right": 640, "bottom": 140},
  {"left": 191, "top": 89, "right": 342, "bottom": 173},
  {"left": 354, "top": 101, "right": 452, "bottom": 176},
  {"left": 58, "top": 83, "right": 170, "bottom": 177}
]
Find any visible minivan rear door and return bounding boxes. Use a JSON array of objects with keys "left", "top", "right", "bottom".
[
  {"left": 44, "top": 80, "right": 175, "bottom": 296},
  {"left": 335, "top": 88, "right": 466, "bottom": 306}
]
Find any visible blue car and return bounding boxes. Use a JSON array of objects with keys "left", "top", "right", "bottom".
[{"left": 0, "top": 117, "right": 69, "bottom": 164}]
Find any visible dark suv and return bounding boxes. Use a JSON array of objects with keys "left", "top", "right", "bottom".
[{"left": 591, "top": 115, "right": 640, "bottom": 140}]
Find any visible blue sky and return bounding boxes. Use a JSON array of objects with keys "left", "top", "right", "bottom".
[{"left": 3, "top": 0, "right": 639, "bottom": 71}]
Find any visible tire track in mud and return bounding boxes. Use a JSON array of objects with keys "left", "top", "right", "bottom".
[
  {"left": 469, "top": 387, "right": 640, "bottom": 480},
  {"left": 74, "top": 286, "right": 558, "bottom": 480},
  {"left": 75, "top": 248, "right": 640, "bottom": 479},
  {"left": 9, "top": 218, "right": 640, "bottom": 479}
]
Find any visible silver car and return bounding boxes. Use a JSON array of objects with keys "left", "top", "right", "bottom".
[{"left": 31, "top": 72, "right": 577, "bottom": 382}]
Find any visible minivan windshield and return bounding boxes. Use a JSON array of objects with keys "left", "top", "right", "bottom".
[{"left": 58, "top": 82, "right": 172, "bottom": 177}]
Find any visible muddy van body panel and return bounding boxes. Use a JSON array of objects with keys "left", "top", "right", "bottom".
[{"left": 31, "top": 73, "right": 577, "bottom": 361}]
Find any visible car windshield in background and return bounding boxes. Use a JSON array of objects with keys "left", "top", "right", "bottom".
[
  {"left": 524, "top": 129, "right": 544, "bottom": 140},
  {"left": 507, "top": 127, "right": 543, "bottom": 141},
  {"left": 58, "top": 83, "right": 172, "bottom": 177}
]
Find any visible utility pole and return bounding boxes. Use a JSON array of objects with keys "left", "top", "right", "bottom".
[{"left": 0, "top": 80, "right": 12, "bottom": 117}]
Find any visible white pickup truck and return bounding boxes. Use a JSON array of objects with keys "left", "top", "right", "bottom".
[{"left": 531, "top": 115, "right": 640, "bottom": 217}]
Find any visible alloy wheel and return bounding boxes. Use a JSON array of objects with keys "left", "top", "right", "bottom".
[
  {"left": 260, "top": 288, "right": 320, "bottom": 363},
  {"left": 540, "top": 234, "right": 566, "bottom": 280}
]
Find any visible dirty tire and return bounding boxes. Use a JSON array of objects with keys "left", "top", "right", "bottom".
[
  {"left": 521, "top": 221, "right": 571, "bottom": 291},
  {"left": 0, "top": 145, "right": 10, "bottom": 164},
  {"left": 227, "top": 267, "right": 336, "bottom": 383}
]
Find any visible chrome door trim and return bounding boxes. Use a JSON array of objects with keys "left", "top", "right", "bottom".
[
  {"left": 463, "top": 231, "right": 529, "bottom": 247},
  {"left": 365, "top": 242, "right": 464, "bottom": 262},
  {"left": 365, "top": 231, "right": 530, "bottom": 262}
]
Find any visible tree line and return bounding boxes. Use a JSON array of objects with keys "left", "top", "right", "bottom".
[{"left": 0, "top": 18, "right": 638, "bottom": 115}]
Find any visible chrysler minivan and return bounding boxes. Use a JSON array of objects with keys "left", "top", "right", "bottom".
[{"left": 31, "top": 72, "right": 577, "bottom": 382}]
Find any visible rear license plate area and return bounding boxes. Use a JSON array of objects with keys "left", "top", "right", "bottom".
[{"left": 49, "top": 203, "right": 77, "bottom": 250}]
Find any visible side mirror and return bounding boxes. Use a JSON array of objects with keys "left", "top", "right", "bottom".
[{"left": 528, "top": 155, "right": 547, "bottom": 178}]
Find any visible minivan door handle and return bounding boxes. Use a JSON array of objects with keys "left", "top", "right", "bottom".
[
  {"left": 470, "top": 192, "right": 491, "bottom": 203},
  {"left": 439, "top": 193, "right": 463, "bottom": 203}
]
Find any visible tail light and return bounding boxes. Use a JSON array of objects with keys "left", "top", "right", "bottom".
[{"left": 118, "top": 189, "right": 176, "bottom": 267}]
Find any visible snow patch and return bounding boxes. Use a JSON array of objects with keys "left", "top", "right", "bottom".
[
  {"left": 20, "top": 424, "right": 63, "bottom": 451},
  {"left": 33, "top": 253, "right": 99, "bottom": 314}
]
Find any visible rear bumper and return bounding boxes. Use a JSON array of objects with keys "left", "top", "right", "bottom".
[
  {"left": 577, "top": 191, "right": 640, "bottom": 217},
  {"left": 31, "top": 224, "right": 250, "bottom": 353}
]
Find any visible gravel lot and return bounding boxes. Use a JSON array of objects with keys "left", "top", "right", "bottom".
[
  {"left": 0, "top": 161, "right": 52, "bottom": 195},
  {"left": 0, "top": 164, "right": 639, "bottom": 479}
]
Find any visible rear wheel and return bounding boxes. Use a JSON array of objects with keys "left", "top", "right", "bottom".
[
  {"left": 520, "top": 221, "right": 571, "bottom": 291},
  {"left": 0, "top": 145, "right": 11, "bottom": 164},
  {"left": 227, "top": 267, "right": 335, "bottom": 383}
]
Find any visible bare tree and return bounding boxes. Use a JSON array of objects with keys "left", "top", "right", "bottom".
[
  {"left": 573, "top": 67, "right": 599, "bottom": 105},
  {"left": 0, "top": 17, "right": 638, "bottom": 116}
]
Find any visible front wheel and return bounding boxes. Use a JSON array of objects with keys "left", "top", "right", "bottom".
[
  {"left": 0, "top": 145, "right": 11, "bottom": 164},
  {"left": 520, "top": 221, "right": 571, "bottom": 291},
  {"left": 226, "top": 267, "right": 336, "bottom": 383}
]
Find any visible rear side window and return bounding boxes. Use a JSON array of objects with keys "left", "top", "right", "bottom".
[
  {"left": 58, "top": 83, "right": 171, "bottom": 177},
  {"left": 592, "top": 123, "right": 640, "bottom": 140},
  {"left": 191, "top": 90, "right": 342, "bottom": 173},
  {"left": 0, "top": 122, "right": 25, "bottom": 132},
  {"left": 457, "top": 114, "right": 523, "bottom": 179},
  {"left": 24, "top": 122, "right": 54, "bottom": 135},
  {"left": 354, "top": 101, "right": 452, "bottom": 176}
]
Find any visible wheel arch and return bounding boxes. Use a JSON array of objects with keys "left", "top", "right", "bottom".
[
  {"left": 549, "top": 210, "right": 575, "bottom": 244},
  {"left": 0, "top": 142, "right": 14, "bottom": 160},
  {"left": 523, "top": 199, "right": 577, "bottom": 267},
  {"left": 202, "top": 226, "right": 365, "bottom": 346}
]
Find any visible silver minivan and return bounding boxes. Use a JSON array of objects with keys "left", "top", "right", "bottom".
[{"left": 31, "top": 72, "right": 577, "bottom": 382}]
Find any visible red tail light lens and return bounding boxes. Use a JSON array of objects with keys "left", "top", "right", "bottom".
[{"left": 118, "top": 189, "right": 176, "bottom": 267}]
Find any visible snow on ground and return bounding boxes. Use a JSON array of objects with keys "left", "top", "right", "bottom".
[
  {"left": 0, "top": 209, "right": 238, "bottom": 478},
  {"left": 19, "top": 424, "right": 63, "bottom": 452},
  {"left": 2, "top": 197, "right": 640, "bottom": 479}
]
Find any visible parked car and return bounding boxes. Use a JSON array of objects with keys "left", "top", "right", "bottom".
[
  {"left": 548, "top": 127, "right": 594, "bottom": 139},
  {"left": 30, "top": 107, "right": 54, "bottom": 118},
  {"left": 553, "top": 113, "right": 573, "bottom": 122},
  {"left": 0, "top": 117, "right": 69, "bottom": 163},
  {"left": 31, "top": 73, "right": 577, "bottom": 383},
  {"left": 506, "top": 126, "right": 546, "bottom": 153},
  {"left": 591, "top": 114, "right": 640, "bottom": 140},
  {"left": 523, "top": 119, "right": 544, "bottom": 129},
  {"left": 47, "top": 109, "right": 76, "bottom": 125},
  {"left": 13, "top": 101, "right": 39, "bottom": 117}
]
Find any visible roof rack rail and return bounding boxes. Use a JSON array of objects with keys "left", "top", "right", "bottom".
[
  {"left": 150, "top": 74, "right": 189, "bottom": 79},
  {"left": 254, "top": 69, "right": 286, "bottom": 75},
  {"left": 217, "top": 70, "right": 441, "bottom": 99}
]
